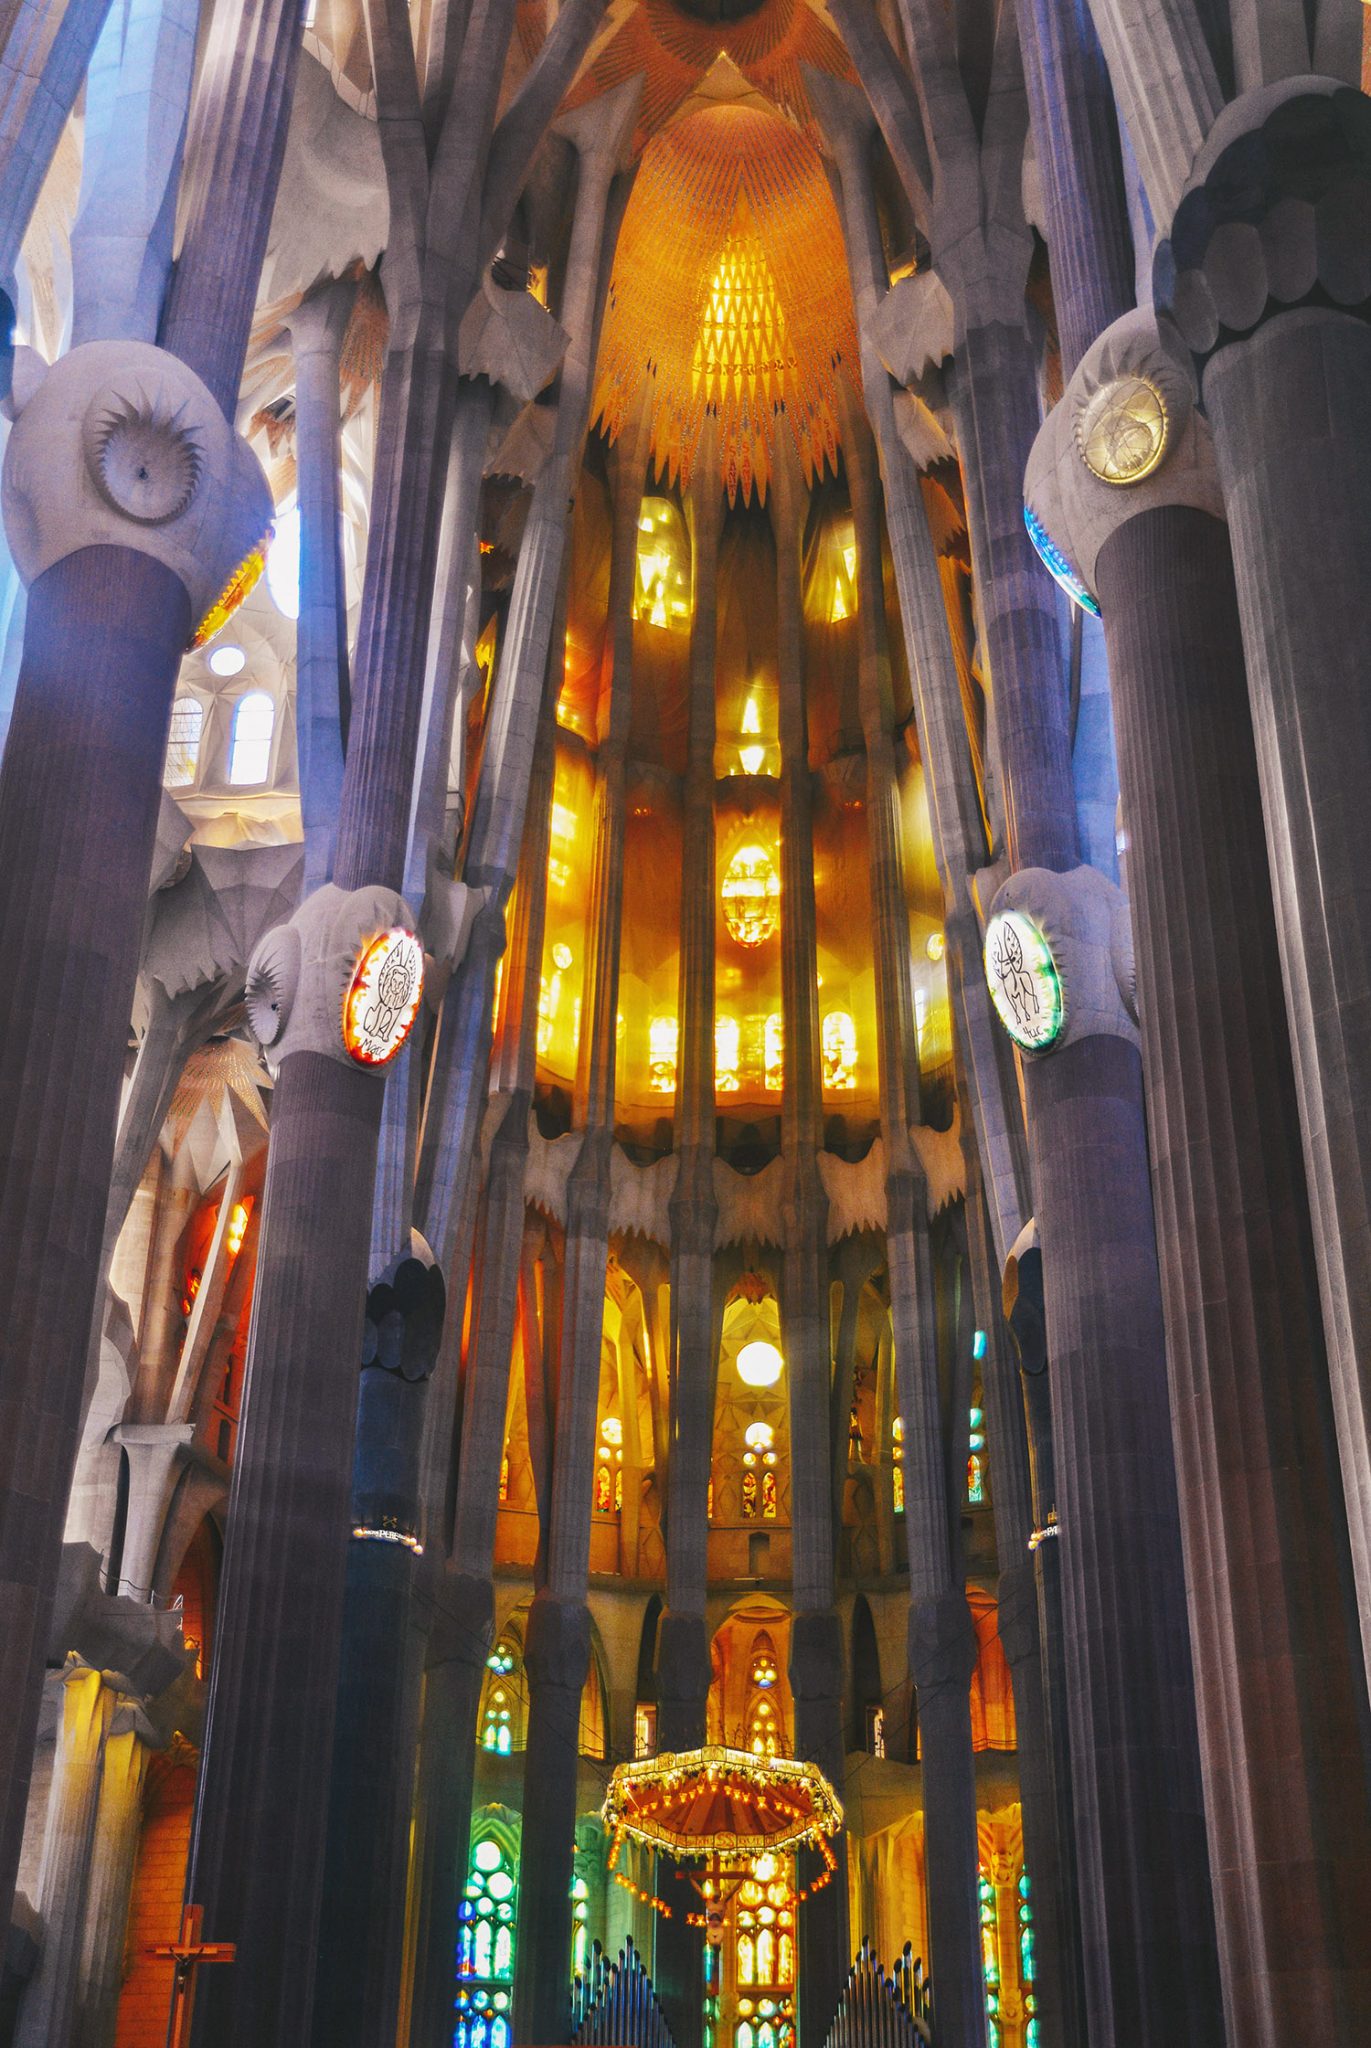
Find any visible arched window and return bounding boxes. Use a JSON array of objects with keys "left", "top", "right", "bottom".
[
  {"left": 479, "top": 1639, "right": 523, "bottom": 1753},
  {"left": 228, "top": 691, "right": 275, "bottom": 786},
  {"left": 164, "top": 697, "right": 203, "bottom": 788},
  {"left": 747, "top": 1693, "right": 780, "bottom": 1758},
  {"left": 571, "top": 1874, "right": 590, "bottom": 1981},
  {"left": 821, "top": 1011, "right": 858, "bottom": 1090},
  {"left": 456, "top": 1833, "right": 518, "bottom": 2048}
]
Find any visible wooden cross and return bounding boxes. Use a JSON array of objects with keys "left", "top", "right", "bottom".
[{"left": 148, "top": 1904, "right": 235, "bottom": 2048}]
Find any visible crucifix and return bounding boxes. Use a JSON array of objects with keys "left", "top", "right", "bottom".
[{"left": 149, "top": 1904, "right": 235, "bottom": 2048}]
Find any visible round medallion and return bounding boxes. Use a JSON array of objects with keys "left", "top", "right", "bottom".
[
  {"left": 86, "top": 393, "right": 204, "bottom": 522},
  {"left": 984, "top": 910, "right": 1065, "bottom": 1053},
  {"left": 1076, "top": 375, "right": 1169, "bottom": 485},
  {"left": 343, "top": 928, "right": 425, "bottom": 1067}
]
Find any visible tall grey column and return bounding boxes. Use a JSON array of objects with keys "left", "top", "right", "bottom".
[
  {"left": 513, "top": 414, "right": 647, "bottom": 2048},
  {"left": 14, "top": 1664, "right": 113, "bottom": 2048},
  {"left": 1156, "top": 76, "right": 1371, "bottom": 1696},
  {"left": 655, "top": 427, "right": 722, "bottom": 2048},
  {"left": 70, "top": 0, "right": 199, "bottom": 346},
  {"left": 951, "top": 294, "right": 1221, "bottom": 2048},
  {"left": 771, "top": 440, "right": 848, "bottom": 2047},
  {"left": 1030, "top": 303, "right": 1371, "bottom": 2041},
  {"left": 74, "top": 1711, "right": 151, "bottom": 2048},
  {"left": 809, "top": 68, "right": 1029, "bottom": 1272},
  {"left": 960, "top": 1165, "right": 1080, "bottom": 2048},
  {"left": 841, "top": 405, "right": 983, "bottom": 2048},
  {"left": 404, "top": 687, "right": 559, "bottom": 2048},
  {"left": 0, "top": 0, "right": 116, "bottom": 284},
  {"left": 0, "top": 0, "right": 291, "bottom": 1939},
  {"left": 287, "top": 280, "right": 352, "bottom": 895}
]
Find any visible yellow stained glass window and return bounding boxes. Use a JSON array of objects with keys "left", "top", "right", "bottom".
[{"left": 722, "top": 844, "right": 780, "bottom": 948}]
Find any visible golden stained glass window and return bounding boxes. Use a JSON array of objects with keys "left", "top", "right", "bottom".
[{"left": 722, "top": 844, "right": 780, "bottom": 947}]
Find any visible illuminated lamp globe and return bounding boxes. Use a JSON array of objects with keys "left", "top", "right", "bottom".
[{"left": 737, "top": 1340, "right": 783, "bottom": 1388}]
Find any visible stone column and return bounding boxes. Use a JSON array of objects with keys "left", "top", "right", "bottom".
[
  {"left": 513, "top": 411, "right": 647, "bottom": 2048},
  {"left": 0, "top": 0, "right": 115, "bottom": 283},
  {"left": 310, "top": 1252, "right": 444, "bottom": 2048},
  {"left": 70, "top": 0, "right": 200, "bottom": 346},
  {"left": 74, "top": 1707, "right": 151, "bottom": 2048},
  {"left": 0, "top": 3, "right": 293, "bottom": 1931},
  {"left": 1030, "top": 303, "right": 1371, "bottom": 2041},
  {"left": 811, "top": 71, "right": 1029, "bottom": 1272},
  {"left": 834, "top": 397, "right": 983, "bottom": 2048},
  {"left": 1156, "top": 75, "right": 1371, "bottom": 1697},
  {"left": 402, "top": 683, "right": 559, "bottom": 2048},
  {"left": 416, "top": 84, "right": 639, "bottom": 1313},
  {"left": 771, "top": 441, "right": 848, "bottom": 2046},
  {"left": 15, "top": 1662, "right": 114, "bottom": 2048},
  {"left": 961, "top": 1167, "right": 1080, "bottom": 2048},
  {"left": 286, "top": 280, "right": 353, "bottom": 896},
  {"left": 926, "top": 145, "right": 1222, "bottom": 2048},
  {"left": 655, "top": 424, "right": 721, "bottom": 2048}
]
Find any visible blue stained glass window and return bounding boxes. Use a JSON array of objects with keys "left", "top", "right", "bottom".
[{"left": 454, "top": 1834, "right": 517, "bottom": 2048}]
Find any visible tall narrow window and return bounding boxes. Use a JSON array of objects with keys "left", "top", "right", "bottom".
[
  {"left": 892, "top": 1415, "right": 905, "bottom": 1514},
  {"left": 968, "top": 1406, "right": 987, "bottom": 1505},
  {"left": 228, "top": 691, "right": 275, "bottom": 786},
  {"left": 571, "top": 1874, "right": 590, "bottom": 1981},
  {"left": 457, "top": 1834, "right": 518, "bottom": 2048},
  {"left": 164, "top": 698, "right": 203, "bottom": 789}
]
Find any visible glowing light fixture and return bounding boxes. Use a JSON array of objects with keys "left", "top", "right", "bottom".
[
  {"left": 737, "top": 1340, "right": 783, "bottom": 1388},
  {"left": 1077, "top": 374, "right": 1169, "bottom": 485},
  {"left": 342, "top": 928, "right": 425, "bottom": 1067}
]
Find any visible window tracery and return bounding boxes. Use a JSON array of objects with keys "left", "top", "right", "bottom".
[
  {"left": 456, "top": 1833, "right": 517, "bottom": 2048},
  {"left": 165, "top": 697, "right": 203, "bottom": 788}
]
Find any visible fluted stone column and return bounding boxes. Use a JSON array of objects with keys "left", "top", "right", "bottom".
[
  {"left": 1155, "top": 76, "right": 1371, "bottom": 1696},
  {"left": 74, "top": 1708, "right": 151, "bottom": 2048},
  {"left": 812, "top": 72, "right": 1029, "bottom": 1274},
  {"left": 1029, "top": 303, "right": 1371, "bottom": 2040},
  {"left": 0, "top": 0, "right": 116, "bottom": 283},
  {"left": 287, "top": 280, "right": 353, "bottom": 895},
  {"left": 416, "top": 84, "right": 639, "bottom": 1322},
  {"left": 961, "top": 1169, "right": 1080, "bottom": 2048},
  {"left": 513, "top": 414, "right": 647, "bottom": 2048},
  {"left": 769, "top": 442, "right": 848, "bottom": 2046},
  {"left": 311, "top": 1253, "right": 444, "bottom": 2048},
  {"left": 15, "top": 1663, "right": 114, "bottom": 2048},
  {"left": 837, "top": 396, "right": 985, "bottom": 2048},
  {"left": 0, "top": 0, "right": 292, "bottom": 1932},
  {"left": 70, "top": 0, "right": 199, "bottom": 347},
  {"left": 952, "top": 320, "right": 1222, "bottom": 2048},
  {"left": 403, "top": 690, "right": 559, "bottom": 2048},
  {"left": 654, "top": 426, "right": 722, "bottom": 2048}
]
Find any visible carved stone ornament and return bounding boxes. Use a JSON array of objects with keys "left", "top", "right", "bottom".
[
  {"left": 244, "top": 882, "right": 424, "bottom": 1075},
  {"left": 984, "top": 865, "right": 1138, "bottom": 1057},
  {"left": 1024, "top": 309, "right": 1225, "bottom": 609},
  {"left": 1155, "top": 77, "right": 1371, "bottom": 376},
  {"left": 1, "top": 341, "right": 271, "bottom": 628}
]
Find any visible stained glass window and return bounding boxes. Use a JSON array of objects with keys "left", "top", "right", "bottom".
[
  {"left": 165, "top": 698, "right": 203, "bottom": 788},
  {"left": 572, "top": 1875, "right": 590, "bottom": 1981},
  {"left": 979, "top": 1868, "right": 1001, "bottom": 2048},
  {"left": 456, "top": 1834, "right": 517, "bottom": 2048},
  {"left": 1020, "top": 1871, "right": 1038, "bottom": 2046},
  {"left": 228, "top": 691, "right": 275, "bottom": 786},
  {"left": 968, "top": 1406, "right": 986, "bottom": 1505},
  {"left": 892, "top": 1415, "right": 905, "bottom": 1515},
  {"left": 721, "top": 845, "right": 781, "bottom": 948},
  {"left": 821, "top": 1011, "right": 857, "bottom": 1090}
]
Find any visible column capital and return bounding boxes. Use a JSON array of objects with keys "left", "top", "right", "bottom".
[
  {"left": 1025, "top": 309, "right": 1224, "bottom": 607},
  {"left": 1155, "top": 78, "right": 1371, "bottom": 378},
  {"left": 1, "top": 340, "right": 270, "bottom": 634}
]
